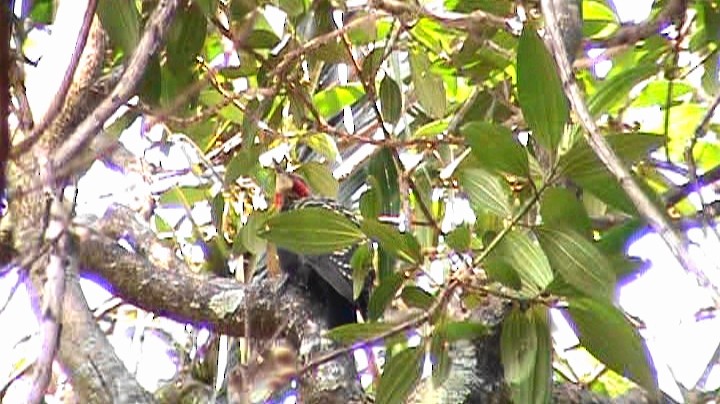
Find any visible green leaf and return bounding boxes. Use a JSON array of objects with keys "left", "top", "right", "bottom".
[
  {"left": 587, "top": 64, "right": 658, "bottom": 116},
  {"left": 235, "top": 211, "right": 268, "bottom": 255},
  {"left": 535, "top": 226, "right": 615, "bottom": 300},
  {"left": 303, "top": 132, "right": 339, "bottom": 161},
  {"left": 362, "top": 47, "right": 385, "bottom": 82},
  {"left": 597, "top": 219, "right": 643, "bottom": 255},
  {"left": 379, "top": 75, "right": 403, "bottom": 124},
  {"left": 484, "top": 256, "right": 523, "bottom": 290},
  {"left": 97, "top": 0, "right": 141, "bottom": 57},
  {"left": 296, "top": 162, "right": 339, "bottom": 198},
  {"left": 540, "top": 187, "right": 592, "bottom": 237},
  {"left": 159, "top": 186, "right": 211, "bottom": 205},
  {"left": 440, "top": 320, "right": 488, "bottom": 342},
  {"left": 351, "top": 244, "right": 373, "bottom": 300},
  {"left": 559, "top": 133, "right": 662, "bottom": 178},
  {"left": 410, "top": 50, "right": 447, "bottom": 118},
  {"left": 263, "top": 208, "right": 365, "bottom": 254},
  {"left": 29, "top": 0, "right": 53, "bottom": 23},
  {"left": 166, "top": 3, "right": 207, "bottom": 71},
  {"left": 369, "top": 148, "right": 400, "bottom": 215},
  {"left": 225, "top": 145, "right": 262, "bottom": 184},
  {"left": 445, "top": 225, "right": 471, "bottom": 251},
  {"left": 510, "top": 306, "right": 552, "bottom": 404},
  {"left": 401, "top": 286, "right": 434, "bottom": 310},
  {"left": 312, "top": 84, "right": 365, "bottom": 119},
  {"left": 277, "top": 0, "right": 306, "bottom": 16},
  {"left": 327, "top": 322, "right": 396, "bottom": 344},
  {"left": 501, "top": 307, "right": 538, "bottom": 384},
  {"left": 360, "top": 184, "right": 382, "bottom": 219},
  {"left": 463, "top": 121, "right": 529, "bottom": 176},
  {"left": 568, "top": 297, "right": 659, "bottom": 396},
  {"left": 368, "top": 273, "right": 403, "bottom": 321},
  {"left": 413, "top": 118, "right": 450, "bottom": 138},
  {"left": 517, "top": 27, "right": 568, "bottom": 152},
  {"left": 430, "top": 323, "right": 452, "bottom": 388},
  {"left": 489, "top": 230, "right": 554, "bottom": 296},
  {"left": 361, "top": 219, "right": 422, "bottom": 264},
  {"left": 376, "top": 347, "right": 424, "bottom": 404},
  {"left": 457, "top": 167, "right": 512, "bottom": 218},
  {"left": 558, "top": 133, "right": 662, "bottom": 213}
]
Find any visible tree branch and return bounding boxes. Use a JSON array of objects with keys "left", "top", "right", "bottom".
[{"left": 52, "top": 0, "right": 179, "bottom": 169}]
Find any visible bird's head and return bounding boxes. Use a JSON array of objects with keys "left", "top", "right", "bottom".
[{"left": 274, "top": 172, "right": 311, "bottom": 210}]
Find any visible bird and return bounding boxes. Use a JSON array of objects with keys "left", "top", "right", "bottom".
[{"left": 273, "top": 172, "right": 372, "bottom": 328}]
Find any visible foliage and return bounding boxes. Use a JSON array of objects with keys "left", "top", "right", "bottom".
[{"left": 17, "top": 0, "right": 720, "bottom": 402}]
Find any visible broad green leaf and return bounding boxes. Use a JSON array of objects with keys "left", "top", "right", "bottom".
[
  {"left": 631, "top": 80, "right": 694, "bottom": 108},
  {"left": 582, "top": 0, "right": 618, "bottom": 38},
  {"left": 369, "top": 148, "right": 400, "bottom": 215},
  {"left": 263, "top": 208, "right": 365, "bottom": 254},
  {"left": 159, "top": 186, "right": 210, "bottom": 205},
  {"left": 362, "top": 47, "right": 385, "bottom": 82},
  {"left": 484, "top": 256, "right": 523, "bottom": 290},
  {"left": 225, "top": 145, "right": 262, "bottom": 184},
  {"left": 98, "top": 0, "right": 140, "bottom": 57},
  {"left": 303, "top": 132, "right": 339, "bottom": 161},
  {"left": 312, "top": 84, "right": 365, "bottom": 119},
  {"left": 410, "top": 50, "right": 447, "bottom": 118},
  {"left": 235, "top": 211, "right": 269, "bottom": 255},
  {"left": 510, "top": 306, "right": 552, "bottom": 404},
  {"left": 210, "top": 193, "right": 224, "bottom": 231},
  {"left": 413, "top": 118, "right": 450, "bottom": 138},
  {"left": 368, "top": 273, "right": 403, "bottom": 320},
  {"left": 361, "top": 219, "right": 422, "bottom": 264},
  {"left": 568, "top": 298, "right": 659, "bottom": 396},
  {"left": 380, "top": 75, "right": 403, "bottom": 124},
  {"left": 597, "top": 219, "right": 642, "bottom": 255},
  {"left": 277, "top": 0, "right": 306, "bottom": 16},
  {"left": 445, "top": 225, "right": 471, "bottom": 251},
  {"left": 492, "top": 230, "right": 554, "bottom": 295},
  {"left": 463, "top": 121, "right": 529, "bottom": 176},
  {"left": 195, "top": 0, "right": 218, "bottom": 16},
  {"left": 440, "top": 320, "right": 488, "bottom": 342},
  {"left": 327, "top": 322, "right": 396, "bottom": 344},
  {"left": 166, "top": 3, "right": 207, "bottom": 71},
  {"left": 517, "top": 27, "right": 568, "bottom": 152},
  {"left": 29, "top": 0, "right": 53, "bottom": 23},
  {"left": 535, "top": 226, "right": 615, "bottom": 300},
  {"left": 587, "top": 64, "right": 658, "bottom": 116},
  {"left": 296, "top": 162, "right": 338, "bottom": 198},
  {"left": 558, "top": 133, "right": 663, "bottom": 213},
  {"left": 351, "top": 244, "right": 373, "bottom": 300},
  {"left": 458, "top": 167, "right": 512, "bottom": 218},
  {"left": 445, "top": 0, "right": 512, "bottom": 14},
  {"left": 360, "top": 185, "right": 382, "bottom": 220},
  {"left": 376, "top": 347, "right": 424, "bottom": 404},
  {"left": 501, "top": 307, "right": 538, "bottom": 384},
  {"left": 401, "top": 286, "right": 434, "bottom": 310},
  {"left": 430, "top": 322, "right": 452, "bottom": 388},
  {"left": 540, "top": 187, "right": 592, "bottom": 237}
]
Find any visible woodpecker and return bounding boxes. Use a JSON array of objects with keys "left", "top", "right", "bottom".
[{"left": 274, "top": 173, "right": 371, "bottom": 328}]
